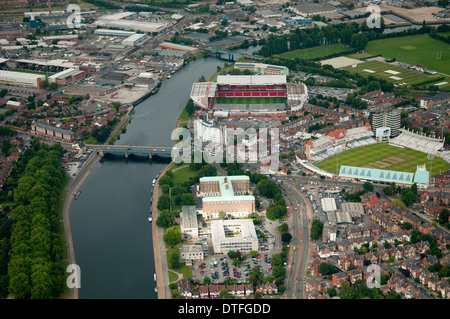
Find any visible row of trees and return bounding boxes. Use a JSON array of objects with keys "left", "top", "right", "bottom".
[
  {"left": 7, "top": 141, "right": 67, "bottom": 299},
  {"left": 384, "top": 182, "right": 418, "bottom": 209},
  {"left": 258, "top": 19, "right": 445, "bottom": 58}
]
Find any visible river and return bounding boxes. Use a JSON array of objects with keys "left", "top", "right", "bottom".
[{"left": 69, "top": 55, "right": 225, "bottom": 299}]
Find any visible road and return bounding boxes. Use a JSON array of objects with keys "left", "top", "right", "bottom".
[{"left": 276, "top": 177, "right": 312, "bottom": 299}]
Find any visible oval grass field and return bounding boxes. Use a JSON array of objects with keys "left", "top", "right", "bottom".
[{"left": 315, "top": 143, "right": 450, "bottom": 178}]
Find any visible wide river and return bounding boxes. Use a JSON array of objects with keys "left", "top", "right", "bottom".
[{"left": 69, "top": 54, "right": 231, "bottom": 298}]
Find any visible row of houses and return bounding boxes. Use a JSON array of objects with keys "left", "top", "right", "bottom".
[
  {"left": 307, "top": 253, "right": 450, "bottom": 299},
  {"left": 177, "top": 279, "right": 279, "bottom": 299}
]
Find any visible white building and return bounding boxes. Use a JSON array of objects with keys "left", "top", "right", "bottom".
[
  {"left": 180, "top": 244, "right": 204, "bottom": 265},
  {"left": 211, "top": 219, "right": 258, "bottom": 254},
  {"left": 194, "top": 119, "right": 223, "bottom": 145},
  {"left": 0, "top": 70, "right": 46, "bottom": 88},
  {"left": 181, "top": 205, "right": 199, "bottom": 238},
  {"left": 122, "top": 33, "right": 146, "bottom": 46},
  {"left": 95, "top": 12, "right": 167, "bottom": 33}
]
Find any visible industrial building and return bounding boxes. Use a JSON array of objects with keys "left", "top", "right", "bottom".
[
  {"left": 211, "top": 219, "right": 258, "bottom": 254},
  {"left": 48, "top": 68, "right": 85, "bottom": 85},
  {"left": 121, "top": 33, "right": 147, "bottom": 46},
  {"left": 95, "top": 12, "right": 167, "bottom": 33},
  {"left": 0, "top": 70, "right": 46, "bottom": 88}
]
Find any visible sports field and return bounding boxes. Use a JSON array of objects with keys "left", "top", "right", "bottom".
[
  {"left": 216, "top": 96, "right": 287, "bottom": 104},
  {"left": 343, "top": 60, "right": 448, "bottom": 89},
  {"left": 365, "top": 34, "right": 450, "bottom": 75},
  {"left": 275, "top": 44, "right": 353, "bottom": 60},
  {"left": 315, "top": 143, "right": 450, "bottom": 178}
]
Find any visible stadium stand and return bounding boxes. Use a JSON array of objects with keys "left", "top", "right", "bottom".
[{"left": 390, "top": 128, "right": 444, "bottom": 154}]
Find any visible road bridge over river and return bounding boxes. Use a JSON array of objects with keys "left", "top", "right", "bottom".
[{"left": 86, "top": 144, "right": 173, "bottom": 159}]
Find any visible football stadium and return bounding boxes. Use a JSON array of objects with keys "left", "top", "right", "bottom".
[{"left": 190, "top": 74, "right": 308, "bottom": 118}]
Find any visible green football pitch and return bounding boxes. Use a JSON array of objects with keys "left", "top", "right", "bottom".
[
  {"left": 216, "top": 96, "right": 287, "bottom": 104},
  {"left": 315, "top": 143, "right": 450, "bottom": 178},
  {"left": 365, "top": 34, "right": 450, "bottom": 75},
  {"left": 343, "top": 60, "right": 447, "bottom": 89}
]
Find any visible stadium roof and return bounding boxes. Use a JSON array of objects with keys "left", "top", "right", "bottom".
[
  {"left": 216, "top": 74, "right": 286, "bottom": 86},
  {"left": 16, "top": 58, "right": 78, "bottom": 69},
  {"left": 413, "top": 170, "right": 429, "bottom": 185},
  {"left": 339, "top": 165, "right": 414, "bottom": 184}
]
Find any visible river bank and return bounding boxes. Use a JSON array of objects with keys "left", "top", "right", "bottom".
[{"left": 67, "top": 56, "right": 224, "bottom": 299}]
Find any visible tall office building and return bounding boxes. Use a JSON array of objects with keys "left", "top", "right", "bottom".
[{"left": 369, "top": 109, "right": 401, "bottom": 138}]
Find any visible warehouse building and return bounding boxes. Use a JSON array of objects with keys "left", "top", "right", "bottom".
[
  {"left": 48, "top": 68, "right": 85, "bottom": 85},
  {"left": 95, "top": 12, "right": 167, "bottom": 33},
  {"left": 122, "top": 33, "right": 146, "bottom": 46},
  {"left": 0, "top": 70, "right": 46, "bottom": 88}
]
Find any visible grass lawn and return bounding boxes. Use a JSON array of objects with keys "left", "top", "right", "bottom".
[
  {"left": 165, "top": 238, "right": 192, "bottom": 281},
  {"left": 216, "top": 96, "right": 287, "bottom": 104},
  {"left": 275, "top": 44, "right": 353, "bottom": 60},
  {"left": 365, "top": 34, "right": 450, "bottom": 74},
  {"left": 316, "top": 143, "right": 450, "bottom": 178},
  {"left": 343, "top": 60, "right": 447, "bottom": 89},
  {"left": 170, "top": 165, "right": 198, "bottom": 185}
]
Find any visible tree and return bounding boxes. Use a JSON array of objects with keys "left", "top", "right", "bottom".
[
  {"left": 158, "top": 174, "right": 173, "bottom": 187},
  {"left": 401, "top": 190, "right": 416, "bottom": 207},
  {"left": 392, "top": 198, "right": 406, "bottom": 210},
  {"left": 439, "top": 208, "right": 449, "bottom": 225},
  {"left": 163, "top": 226, "right": 181, "bottom": 246},
  {"left": 319, "top": 262, "right": 336, "bottom": 275},
  {"left": 156, "top": 210, "right": 175, "bottom": 228},
  {"left": 281, "top": 232, "right": 292, "bottom": 244},
  {"left": 310, "top": 219, "right": 323, "bottom": 240},
  {"left": 180, "top": 193, "right": 195, "bottom": 206},
  {"left": 157, "top": 194, "right": 171, "bottom": 211},
  {"left": 363, "top": 182, "right": 374, "bottom": 192},
  {"left": 170, "top": 253, "right": 180, "bottom": 269},
  {"left": 2, "top": 139, "right": 11, "bottom": 156},
  {"left": 227, "top": 250, "right": 236, "bottom": 259}
]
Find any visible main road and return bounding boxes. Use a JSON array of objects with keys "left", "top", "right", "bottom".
[{"left": 278, "top": 177, "right": 312, "bottom": 299}]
